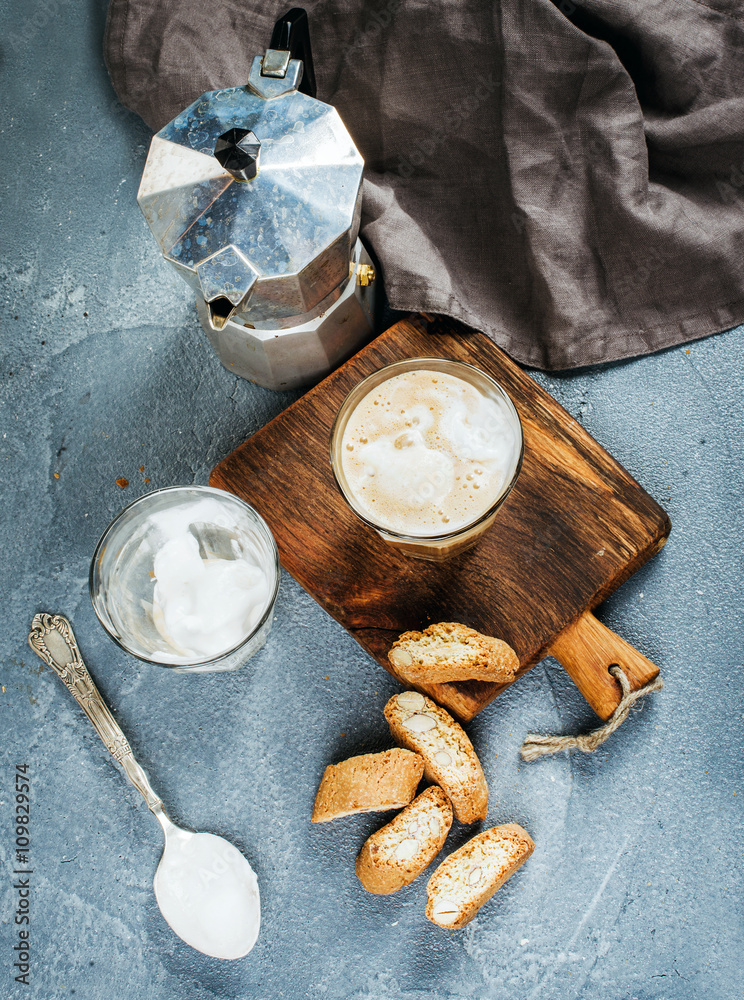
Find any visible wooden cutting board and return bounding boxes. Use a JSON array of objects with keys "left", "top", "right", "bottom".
[{"left": 210, "top": 315, "right": 671, "bottom": 721}]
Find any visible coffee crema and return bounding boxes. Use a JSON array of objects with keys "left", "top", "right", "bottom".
[{"left": 339, "top": 370, "right": 520, "bottom": 536}]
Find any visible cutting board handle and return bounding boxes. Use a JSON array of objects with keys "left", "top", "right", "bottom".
[{"left": 547, "top": 610, "right": 660, "bottom": 720}]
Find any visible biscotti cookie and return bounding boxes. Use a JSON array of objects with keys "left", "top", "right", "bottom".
[
  {"left": 311, "top": 748, "right": 424, "bottom": 823},
  {"left": 384, "top": 691, "right": 487, "bottom": 823},
  {"left": 355, "top": 786, "right": 454, "bottom": 895},
  {"left": 425, "top": 823, "right": 534, "bottom": 929},
  {"left": 388, "top": 622, "right": 519, "bottom": 684}
]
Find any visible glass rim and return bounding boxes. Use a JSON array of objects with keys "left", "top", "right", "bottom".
[
  {"left": 329, "top": 356, "right": 524, "bottom": 542},
  {"left": 89, "top": 484, "right": 280, "bottom": 667}
]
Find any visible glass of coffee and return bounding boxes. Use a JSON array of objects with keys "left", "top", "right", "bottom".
[{"left": 330, "top": 357, "right": 523, "bottom": 560}]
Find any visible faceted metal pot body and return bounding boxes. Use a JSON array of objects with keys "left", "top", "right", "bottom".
[
  {"left": 197, "top": 239, "right": 376, "bottom": 390},
  {"left": 137, "top": 56, "right": 376, "bottom": 389}
]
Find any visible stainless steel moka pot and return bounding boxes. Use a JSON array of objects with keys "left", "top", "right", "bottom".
[{"left": 137, "top": 8, "right": 377, "bottom": 390}]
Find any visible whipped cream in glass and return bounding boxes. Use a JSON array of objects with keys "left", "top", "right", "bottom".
[{"left": 90, "top": 487, "right": 280, "bottom": 671}]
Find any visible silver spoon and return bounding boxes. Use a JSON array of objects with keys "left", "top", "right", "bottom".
[{"left": 28, "top": 613, "right": 260, "bottom": 960}]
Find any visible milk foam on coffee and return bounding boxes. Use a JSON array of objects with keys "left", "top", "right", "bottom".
[{"left": 340, "top": 370, "right": 519, "bottom": 535}]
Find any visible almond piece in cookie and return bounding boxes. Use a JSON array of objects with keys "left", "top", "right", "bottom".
[
  {"left": 355, "top": 785, "right": 454, "bottom": 895},
  {"left": 426, "top": 823, "right": 534, "bottom": 929},
  {"left": 384, "top": 691, "right": 487, "bottom": 823},
  {"left": 311, "top": 748, "right": 424, "bottom": 823},
  {"left": 388, "top": 622, "right": 519, "bottom": 684}
]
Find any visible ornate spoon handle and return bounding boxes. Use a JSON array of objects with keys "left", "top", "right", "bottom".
[{"left": 28, "top": 613, "right": 164, "bottom": 813}]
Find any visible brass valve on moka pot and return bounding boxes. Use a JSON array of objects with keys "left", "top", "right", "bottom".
[{"left": 137, "top": 8, "right": 377, "bottom": 390}]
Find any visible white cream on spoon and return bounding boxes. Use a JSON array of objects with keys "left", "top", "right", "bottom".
[
  {"left": 153, "top": 811, "right": 260, "bottom": 960},
  {"left": 28, "top": 613, "right": 261, "bottom": 961}
]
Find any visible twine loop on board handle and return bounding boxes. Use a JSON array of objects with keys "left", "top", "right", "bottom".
[{"left": 520, "top": 666, "right": 664, "bottom": 762}]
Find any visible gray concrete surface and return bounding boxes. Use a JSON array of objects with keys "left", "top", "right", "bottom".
[{"left": 1, "top": 2, "right": 742, "bottom": 998}]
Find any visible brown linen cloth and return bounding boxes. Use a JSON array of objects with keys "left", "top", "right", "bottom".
[{"left": 105, "top": 0, "right": 744, "bottom": 369}]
